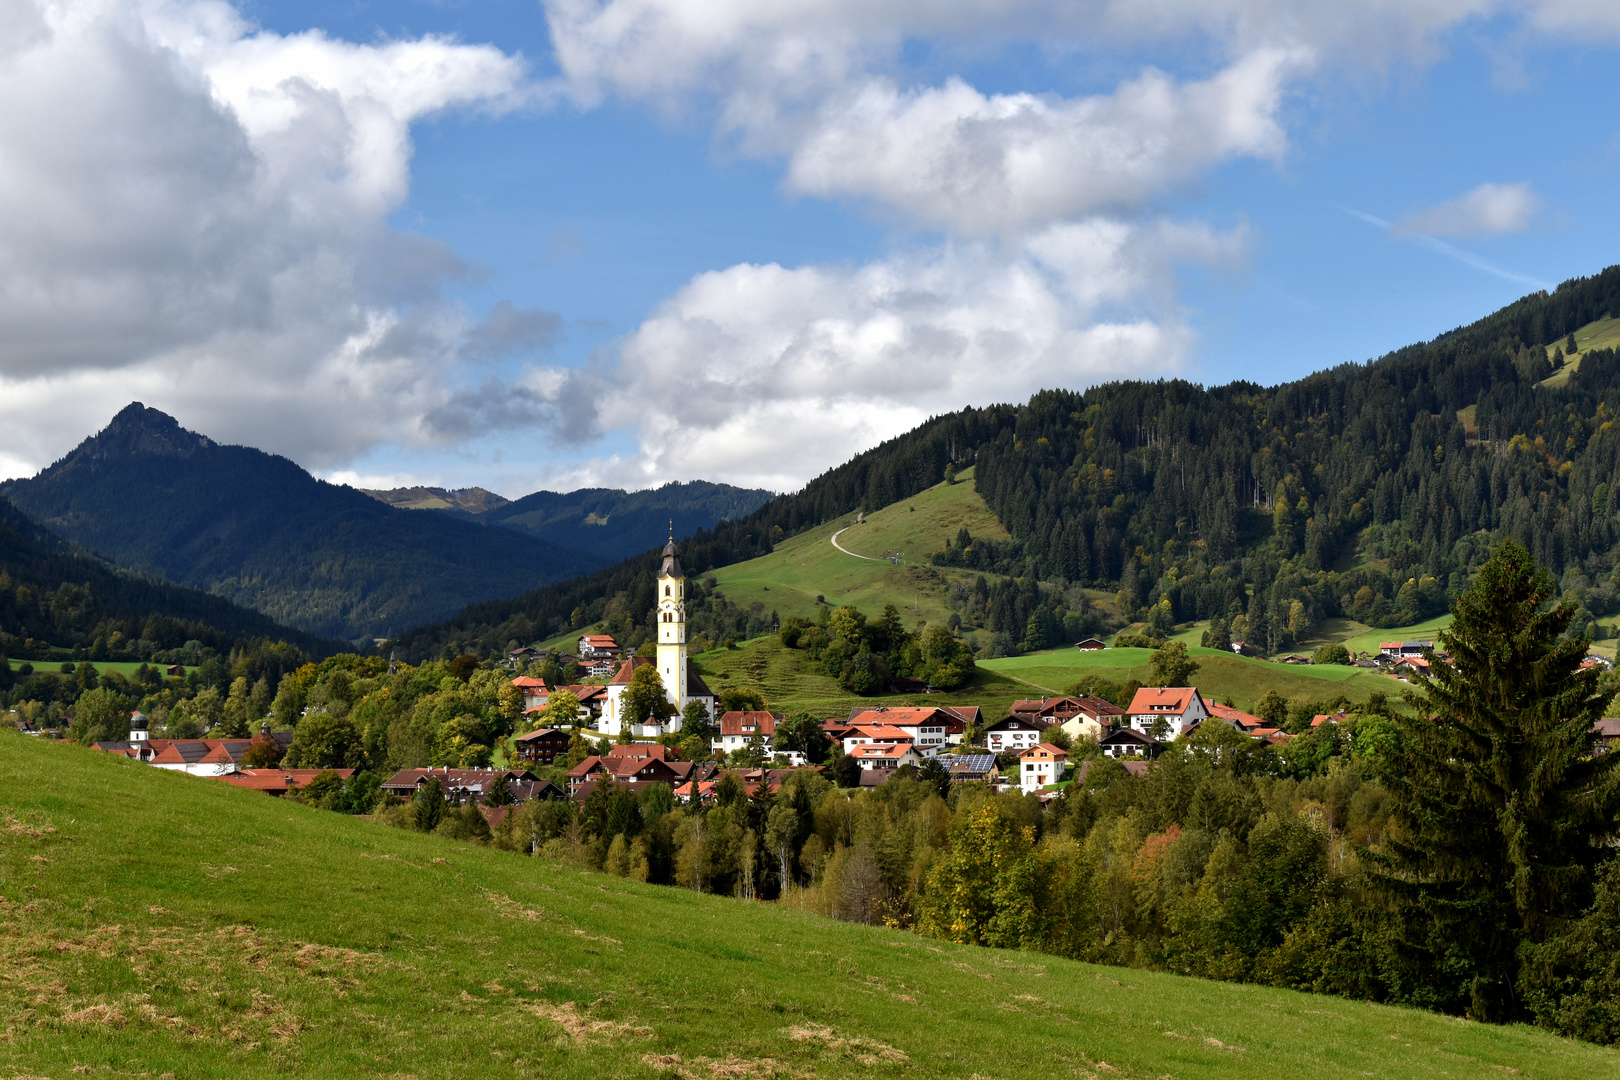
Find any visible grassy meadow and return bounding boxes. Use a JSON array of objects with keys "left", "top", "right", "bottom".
[
  {"left": 3, "top": 731, "right": 1617, "bottom": 1080},
  {"left": 1539, "top": 314, "right": 1620, "bottom": 388},
  {"left": 708, "top": 467, "right": 1015, "bottom": 629}
]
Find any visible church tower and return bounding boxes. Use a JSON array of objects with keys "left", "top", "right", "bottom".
[{"left": 656, "top": 529, "right": 688, "bottom": 710}]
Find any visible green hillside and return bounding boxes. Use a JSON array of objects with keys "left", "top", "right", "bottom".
[
  {"left": 709, "top": 466, "right": 1012, "bottom": 628},
  {"left": 3, "top": 732, "right": 1614, "bottom": 1079}
]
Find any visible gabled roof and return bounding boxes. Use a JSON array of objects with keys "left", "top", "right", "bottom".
[
  {"left": 1593, "top": 718, "right": 1620, "bottom": 738},
  {"left": 1125, "top": 687, "right": 1202, "bottom": 715},
  {"left": 1020, "top": 742, "right": 1069, "bottom": 759},
  {"left": 985, "top": 716, "right": 1049, "bottom": 731},
  {"left": 1099, "top": 727, "right": 1163, "bottom": 747},
  {"left": 846, "top": 706, "right": 952, "bottom": 728},
  {"left": 937, "top": 753, "right": 997, "bottom": 775},
  {"left": 849, "top": 743, "right": 913, "bottom": 761},
  {"left": 511, "top": 676, "right": 549, "bottom": 689},
  {"left": 514, "top": 727, "right": 568, "bottom": 744},
  {"left": 609, "top": 656, "right": 651, "bottom": 685},
  {"left": 581, "top": 634, "right": 618, "bottom": 646},
  {"left": 719, "top": 711, "right": 780, "bottom": 737},
  {"left": 1207, "top": 701, "right": 1266, "bottom": 730},
  {"left": 848, "top": 724, "right": 915, "bottom": 742},
  {"left": 606, "top": 742, "right": 676, "bottom": 760}
]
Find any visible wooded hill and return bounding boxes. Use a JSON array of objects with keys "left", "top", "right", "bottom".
[
  {"left": 0, "top": 494, "right": 339, "bottom": 665},
  {"left": 397, "top": 263, "right": 1620, "bottom": 663},
  {"left": 0, "top": 405, "right": 605, "bottom": 642}
]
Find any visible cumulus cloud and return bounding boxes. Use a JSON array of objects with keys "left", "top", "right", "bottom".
[
  {"left": 526, "top": 217, "right": 1237, "bottom": 491},
  {"left": 784, "top": 50, "right": 1298, "bottom": 234},
  {"left": 0, "top": 0, "right": 531, "bottom": 477},
  {"left": 1393, "top": 181, "right": 1540, "bottom": 238}
]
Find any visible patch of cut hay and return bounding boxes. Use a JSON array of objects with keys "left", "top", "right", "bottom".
[{"left": 785, "top": 1022, "right": 909, "bottom": 1065}]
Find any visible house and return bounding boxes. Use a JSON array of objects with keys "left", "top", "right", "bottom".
[
  {"left": 1278, "top": 654, "right": 1312, "bottom": 665},
  {"left": 1379, "top": 641, "right": 1432, "bottom": 658},
  {"left": 983, "top": 715, "right": 1049, "bottom": 753},
  {"left": 525, "top": 683, "right": 605, "bottom": 725},
  {"left": 218, "top": 768, "right": 356, "bottom": 797},
  {"left": 1075, "top": 637, "right": 1107, "bottom": 651},
  {"left": 512, "top": 726, "right": 571, "bottom": 765},
  {"left": 935, "top": 753, "right": 998, "bottom": 782},
  {"left": 715, "top": 710, "right": 781, "bottom": 755},
  {"left": 841, "top": 707, "right": 950, "bottom": 754},
  {"left": 565, "top": 743, "right": 687, "bottom": 792},
  {"left": 847, "top": 743, "right": 920, "bottom": 771},
  {"left": 1311, "top": 711, "right": 1352, "bottom": 728},
  {"left": 1018, "top": 743, "right": 1068, "bottom": 793},
  {"left": 381, "top": 767, "right": 544, "bottom": 805},
  {"left": 578, "top": 634, "right": 620, "bottom": 659},
  {"left": 1199, "top": 701, "right": 1267, "bottom": 733},
  {"left": 1581, "top": 655, "right": 1614, "bottom": 671},
  {"left": 1124, "top": 687, "right": 1209, "bottom": 738},
  {"left": 148, "top": 739, "right": 254, "bottom": 776},
  {"left": 1098, "top": 727, "right": 1165, "bottom": 759},
  {"left": 1592, "top": 718, "right": 1620, "bottom": 755},
  {"left": 511, "top": 676, "right": 551, "bottom": 714},
  {"left": 1392, "top": 656, "right": 1431, "bottom": 676},
  {"left": 507, "top": 646, "right": 538, "bottom": 667},
  {"left": 1011, "top": 695, "right": 1122, "bottom": 742},
  {"left": 848, "top": 704, "right": 972, "bottom": 747}
]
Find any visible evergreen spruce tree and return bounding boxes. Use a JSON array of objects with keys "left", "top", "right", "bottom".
[{"left": 1373, "top": 540, "right": 1620, "bottom": 1022}]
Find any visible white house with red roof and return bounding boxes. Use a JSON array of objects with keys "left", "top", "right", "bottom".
[
  {"left": 847, "top": 743, "right": 920, "bottom": 771},
  {"left": 1125, "top": 687, "right": 1209, "bottom": 738},
  {"left": 578, "top": 634, "right": 619, "bottom": 658},
  {"left": 714, "top": 711, "right": 781, "bottom": 755},
  {"left": 510, "top": 675, "right": 551, "bottom": 713},
  {"left": 841, "top": 707, "right": 950, "bottom": 754},
  {"left": 1018, "top": 743, "right": 1068, "bottom": 793}
]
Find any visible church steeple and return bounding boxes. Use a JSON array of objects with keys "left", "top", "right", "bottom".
[{"left": 656, "top": 528, "right": 688, "bottom": 713}]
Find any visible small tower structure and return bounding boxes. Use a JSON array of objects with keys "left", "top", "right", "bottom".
[
  {"left": 128, "top": 710, "right": 149, "bottom": 743},
  {"left": 656, "top": 527, "right": 688, "bottom": 708}
]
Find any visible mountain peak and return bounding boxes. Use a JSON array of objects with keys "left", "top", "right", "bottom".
[{"left": 87, "top": 403, "right": 214, "bottom": 461}]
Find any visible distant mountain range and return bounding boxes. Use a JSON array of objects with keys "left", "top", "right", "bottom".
[
  {"left": 0, "top": 494, "right": 341, "bottom": 661},
  {"left": 361, "top": 481, "right": 776, "bottom": 564},
  {"left": 0, "top": 405, "right": 604, "bottom": 642}
]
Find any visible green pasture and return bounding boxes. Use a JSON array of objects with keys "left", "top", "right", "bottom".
[
  {"left": 979, "top": 645, "right": 1404, "bottom": 713},
  {"left": 708, "top": 467, "right": 1008, "bottom": 628},
  {"left": 1540, "top": 314, "right": 1620, "bottom": 388},
  {"left": 10, "top": 659, "right": 194, "bottom": 680},
  {"left": 3, "top": 729, "right": 1616, "bottom": 1079}
]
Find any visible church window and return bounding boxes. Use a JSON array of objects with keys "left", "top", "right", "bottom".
[{"left": 665, "top": 585, "right": 670, "bottom": 596}]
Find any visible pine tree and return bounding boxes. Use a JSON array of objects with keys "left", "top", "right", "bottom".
[{"left": 1373, "top": 540, "right": 1620, "bottom": 1022}]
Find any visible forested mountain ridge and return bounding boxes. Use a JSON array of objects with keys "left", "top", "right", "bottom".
[
  {"left": 397, "top": 263, "right": 1620, "bottom": 663},
  {"left": 363, "top": 479, "right": 777, "bottom": 563},
  {"left": 0, "top": 405, "right": 605, "bottom": 642},
  {"left": 478, "top": 480, "right": 777, "bottom": 562},
  {"left": 0, "top": 494, "right": 340, "bottom": 663}
]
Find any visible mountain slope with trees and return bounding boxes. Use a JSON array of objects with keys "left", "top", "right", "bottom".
[
  {"left": 398, "top": 263, "right": 1620, "bottom": 665},
  {"left": 0, "top": 405, "right": 604, "bottom": 641}
]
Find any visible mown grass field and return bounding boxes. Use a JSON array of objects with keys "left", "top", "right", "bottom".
[
  {"left": 978, "top": 645, "right": 1404, "bottom": 712},
  {"left": 1540, "top": 314, "right": 1620, "bottom": 388},
  {"left": 4, "top": 732, "right": 1616, "bottom": 1080},
  {"left": 708, "top": 467, "right": 1014, "bottom": 629}
]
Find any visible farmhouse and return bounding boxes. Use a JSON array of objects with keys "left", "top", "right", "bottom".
[
  {"left": 1124, "top": 687, "right": 1209, "bottom": 738},
  {"left": 1018, "top": 743, "right": 1068, "bottom": 793},
  {"left": 983, "top": 715, "right": 1048, "bottom": 753},
  {"left": 513, "top": 726, "right": 570, "bottom": 765},
  {"left": 1099, "top": 727, "right": 1165, "bottom": 759},
  {"left": 715, "top": 710, "right": 781, "bottom": 755},
  {"left": 219, "top": 769, "right": 356, "bottom": 797},
  {"left": 381, "top": 767, "right": 547, "bottom": 805}
]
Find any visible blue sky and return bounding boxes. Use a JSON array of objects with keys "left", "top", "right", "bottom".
[{"left": 0, "top": 1, "right": 1618, "bottom": 496}]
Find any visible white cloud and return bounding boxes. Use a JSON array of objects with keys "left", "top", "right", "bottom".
[
  {"left": 784, "top": 50, "right": 1299, "bottom": 234},
  {"left": 1393, "top": 181, "right": 1540, "bottom": 237},
  {"left": 0, "top": 0, "right": 533, "bottom": 478},
  {"left": 536, "top": 217, "right": 1238, "bottom": 491}
]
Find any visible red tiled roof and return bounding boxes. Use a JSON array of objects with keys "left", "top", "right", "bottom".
[
  {"left": 511, "top": 676, "right": 549, "bottom": 689},
  {"left": 1126, "top": 688, "right": 1200, "bottom": 714},
  {"left": 582, "top": 635, "right": 618, "bottom": 647},
  {"left": 848, "top": 724, "right": 915, "bottom": 743},
  {"left": 849, "top": 744, "right": 912, "bottom": 760},
  {"left": 719, "top": 711, "right": 780, "bottom": 737},
  {"left": 1020, "top": 743, "right": 1069, "bottom": 759},
  {"left": 1208, "top": 701, "right": 1265, "bottom": 729},
  {"left": 847, "top": 706, "right": 953, "bottom": 727},
  {"left": 606, "top": 742, "right": 676, "bottom": 761},
  {"left": 219, "top": 768, "right": 355, "bottom": 794}
]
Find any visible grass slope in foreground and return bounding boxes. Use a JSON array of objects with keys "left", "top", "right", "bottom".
[{"left": 4, "top": 735, "right": 1616, "bottom": 1080}]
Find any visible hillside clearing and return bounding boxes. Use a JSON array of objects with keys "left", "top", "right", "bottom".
[{"left": 2, "top": 732, "right": 1615, "bottom": 1079}]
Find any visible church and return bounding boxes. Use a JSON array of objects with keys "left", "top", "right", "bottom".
[{"left": 599, "top": 535, "right": 716, "bottom": 738}]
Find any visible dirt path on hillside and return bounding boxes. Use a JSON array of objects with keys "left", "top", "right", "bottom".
[{"left": 830, "top": 526, "right": 880, "bottom": 560}]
